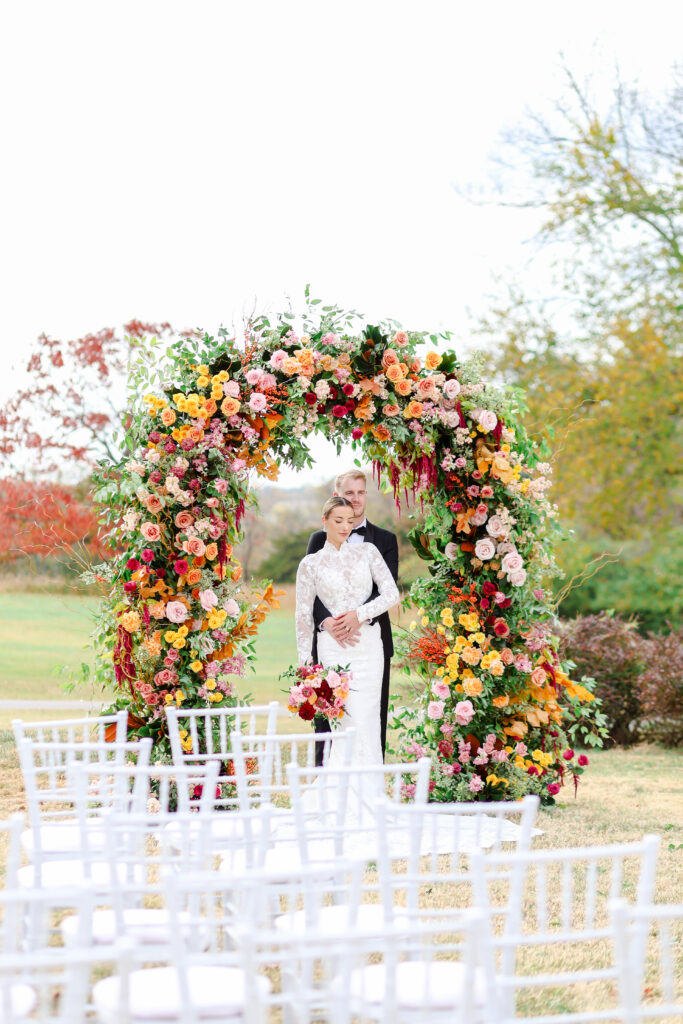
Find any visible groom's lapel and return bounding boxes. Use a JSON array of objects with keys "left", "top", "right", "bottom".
[{"left": 363, "top": 520, "right": 376, "bottom": 546}]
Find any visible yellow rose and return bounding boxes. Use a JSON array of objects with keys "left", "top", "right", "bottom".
[
  {"left": 424, "top": 351, "right": 442, "bottom": 370},
  {"left": 197, "top": 365, "right": 210, "bottom": 375},
  {"left": 211, "top": 386, "right": 224, "bottom": 400},
  {"left": 196, "top": 375, "right": 210, "bottom": 388},
  {"left": 189, "top": 660, "right": 203, "bottom": 672},
  {"left": 205, "top": 679, "right": 216, "bottom": 691},
  {"left": 164, "top": 630, "right": 177, "bottom": 643},
  {"left": 172, "top": 638, "right": 186, "bottom": 649},
  {"left": 217, "top": 371, "right": 229, "bottom": 382}
]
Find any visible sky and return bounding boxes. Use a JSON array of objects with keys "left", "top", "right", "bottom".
[{"left": 1, "top": 0, "right": 681, "bottom": 486}]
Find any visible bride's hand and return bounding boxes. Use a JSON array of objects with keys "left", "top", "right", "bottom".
[
  {"left": 322, "top": 616, "right": 359, "bottom": 647},
  {"left": 333, "top": 610, "right": 361, "bottom": 645}
]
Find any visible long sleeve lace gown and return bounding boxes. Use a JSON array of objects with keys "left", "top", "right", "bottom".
[{"left": 296, "top": 540, "right": 399, "bottom": 767}]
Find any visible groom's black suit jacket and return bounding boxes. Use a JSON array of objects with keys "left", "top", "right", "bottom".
[{"left": 306, "top": 521, "right": 399, "bottom": 757}]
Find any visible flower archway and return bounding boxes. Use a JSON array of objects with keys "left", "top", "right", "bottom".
[{"left": 99, "top": 300, "right": 599, "bottom": 803}]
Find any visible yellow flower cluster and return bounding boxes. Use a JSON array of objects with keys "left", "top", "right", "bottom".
[
  {"left": 531, "top": 748, "right": 554, "bottom": 768},
  {"left": 458, "top": 612, "right": 480, "bottom": 632},
  {"left": 164, "top": 625, "right": 189, "bottom": 649},
  {"left": 207, "top": 608, "right": 227, "bottom": 630},
  {"left": 485, "top": 773, "right": 508, "bottom": 789}
]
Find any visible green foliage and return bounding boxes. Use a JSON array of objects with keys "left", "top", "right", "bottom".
[{"left": 256, "top": 529, "right": 315, "bottom": 584}]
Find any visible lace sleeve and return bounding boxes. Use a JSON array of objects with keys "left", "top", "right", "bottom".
[
  {"left": 357, "top": 544, "right": 399, "bottom": 623},
  {"left": 295, "top": 555, "right": 317, "bottom": 665}
]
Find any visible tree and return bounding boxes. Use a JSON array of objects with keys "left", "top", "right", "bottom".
[
  {"left": 478, "top": 67, "right": 683, "bottom": 628},
  {"left": 0, "top": 320, "right": 188, "bottom": 478},
  {"left": 0, "top": 477, "right": 106, "bottom": 565}
]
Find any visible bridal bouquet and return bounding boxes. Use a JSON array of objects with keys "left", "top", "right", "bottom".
[{"left": 281, "top": 663, "right": 351, "bottom": 727}]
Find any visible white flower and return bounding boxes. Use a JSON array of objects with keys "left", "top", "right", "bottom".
[
  {"left": 474, "top": 537, "right": 496, "bottom": 561},
  {"left": 508, "top": 568, "right": 527, "bottom": 587},
  {"left": 443, "top": 379, "right": 461, "bottom": 399},
  {"left": 444, "top": 542, "right": 458, "bottom": 560}
]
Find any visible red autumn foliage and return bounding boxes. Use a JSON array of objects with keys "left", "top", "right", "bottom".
[
  {"left": 0, "top": 320, "right": 188, "bottom": 477},
  {"left": 0, "top": 477, "right": 107, "bottom": 563}
]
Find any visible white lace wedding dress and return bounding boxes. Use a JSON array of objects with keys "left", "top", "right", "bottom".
[{"left": 295, "top": 540, "right": 399, "bottom": 768}]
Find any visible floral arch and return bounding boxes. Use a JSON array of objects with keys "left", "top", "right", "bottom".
[{"left": 98, "top": 300, "right": 599, "bottom": 803}]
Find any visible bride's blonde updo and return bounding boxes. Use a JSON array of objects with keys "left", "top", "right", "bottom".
[{"left": 322, "top": 495, "right": 354, "bottom": 520}]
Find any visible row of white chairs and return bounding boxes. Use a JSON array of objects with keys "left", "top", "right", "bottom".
[{"left": 1, "top": 706, "right": 680, "bottom": 1022}]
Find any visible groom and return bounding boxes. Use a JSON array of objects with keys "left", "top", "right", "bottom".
[{"left": 306, "top": 469, "right": 399, "bottom": 764}]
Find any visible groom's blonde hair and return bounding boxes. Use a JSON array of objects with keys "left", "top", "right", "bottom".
[{"left": 335, "top": 469, "right": 367, "bottom": 491}]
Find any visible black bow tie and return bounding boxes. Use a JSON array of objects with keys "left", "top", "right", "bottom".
[{"left": 351, "top": 525, "right": 366, "bottom": 535}]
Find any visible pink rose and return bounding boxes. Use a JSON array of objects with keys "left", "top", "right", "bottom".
[
  {"left": 514, "top": 654, "right": 533, "bottom": 673},
  {"left": 249, "top": 393, "right": 268, "bottom": 413},
  {"left": 208, "top": 521, "right": 225, "bottom": 540},
  {"left": 269, "top": 350, "right": 287, "bottom": 370},
  {"left": 245, "top": 369, "right": 262, "bottom": 385},
  {"left": 474, "top": 537, "right": 496, "bottom": 561},
  {"left": 166, "top": 601, "right": 189, "bottom": 624},
  {"left": 260, "top": 372, "right": 276, "bottom": 390},
  {"left": 175, "top": 511, "right": 194, "bottom": 530},
  {"left": 214, "top": 479, "right": 228, "bottom": 495},
  {"left": 199, "top": 589, "right": 218, "bottom": 612},
  {"left": 454, "top": 700, "right": 475, "bottom": 726},
  {"left": 530, "top": 667, "right": 547, "bottom": 687},
  {"left": 500, "top": 647, "right": 514, "bottom": 665},
  {"left": 154, "top": 669, "right": 178, "bottom": 687},
  {"left": 140, "top": 522, "right": 161, "bottom": 542},
  {"left": 577, "top": 754, "right": 589, "bottom": 767},
  {"left": 431, "top": 680, "right": 450, "bottom": 699},
  {"left": 444, "top": 542, "right": 458, "bottom": 561},
  {"left": 392, "top": 330, "right": 410, "bottom": 348},
  {"left": 454, "top": 457, "right": 467, "bottom": 469},
  {"left": 501, "top": 551, "right": 524, "bottom": 574},
  {"left": 183, "top": 537, "right": 206, "bottom": 557},
  {"left": 223, "top": 599, "right": 239, "bottom": 617},
  {"left": 427, "top": 700, "right": 445, "bottom": 721},
  {"left": 146, "top": 495, "right": 163, "bottom": 513},
  {"left": 508, "top": 568, "right": 527, "bottom": 587},
  {"left": 478, "top": 410, "right": 497, "bottom": 432},
  {"left": 547, "top": 782, "right": 561, "bottom": 796},
  {"left": 468, "top": 776, "right": 484, "bottom": 793},
  {"left": 480, "top": 485, "right": 494, "bottom": 498},
  {"left": 443, "top": 379, "right": 461, "bottom": 399},
  {"left": 223, "top": 380, "right": 241, "bottom": 398},
  {"left": 486, "top": 515, "right": 507, "bottom": 538},
  {"left": 205, "top": 497, "right": 219, "bottom": 508},
  {"left": 533, "top": 588, "right": 544, "bottom": 600},
  {"left": 164, "top": 648, "right": 180, "bottom": 664}
]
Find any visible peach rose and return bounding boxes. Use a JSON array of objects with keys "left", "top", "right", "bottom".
[
  {"left": 392, "top": 330, "right": 410, "bottom": 348},
  {"left": 220, "top": 397, "right": 241, "bottom": 417},
  {"left": 161, "top": 408, "right": 176, "bottom": 426},
  {"left": 183, "top": 537, "right": 206, "bottom": 557},
  {"left": 489, "top": 660, "right": 505, "bottom": 676},
  {"left": 409, "top": 358, "right": 422, "bottom": 373},
  {"left": 146, "top": 495, "right": 163, "bottom": 513},
  {"left": 500, "top": 647, "right": 514, "bottom": 665},
  {"left": 417, "top": 377, "right": 437, "bottom": 399},
  {"left": 385, "top": 364, "right": 404, "bottom": 383},
  {"left": 149, "top": 601, "right": 167, "bottom": 620},
  {"left": 463, "top": 676, "right": 483, "bottom": 697},
  {"left": 404, "top": 400, "right": 423, "bottom": 419},
  {"left": 381, "top": 349, "right": 400, "bottom": 368},
  {"left": 394, "top": 379, "right": 413, "bottom": 397},
  {"left": 175, "top": 511, "right": 194, "bottom": 530},
  {"left": 204, "top": 543, "right": 218, "bottom": 561},
  {"left": 282, "top": 357, "right": 301, "bottom": 375},
  {"left": 425, "top": 351, "right": 442, "bottom": 371},
  {"left": 530, "top": 667, "right": 547, "bottom": 687},
  {"left": 140, "top": 522, "right": 161, "bottom": 542},
  {"left": 383, "top": 403, "right": 400, "bottom": 417},
  {"left": 186, "top": 568, "right": 202, "bottom": 586}
]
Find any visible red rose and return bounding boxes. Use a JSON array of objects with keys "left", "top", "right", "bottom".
[
  {"left": 342, "top": 383, "right": 354, "bottom": 396},
  {"left": 493, "top": 618, "right": 510, "bottom": 638},
  {"left": 141, "top": 549, "right": 155, "bottom": 563},
  {"left": 332, "top": 405, "right": 348, "bottom": 418},
  {"left": 174, "top": 559, "right": 189, "bottom": 575},
  {"left": 304, "top": 392, "right": 317, "bottom": 405},
  {"left": 527, "top": 765, "right": 538, "bottom": 776},
  {"left": 482, "top": 581, "right": 498, "bottom": 597},
  {"left": 480, "top": 598, "right": 490, "bottom": 610},
  {"left": 317, "top": 403, "right": 326, "bottom": 414},
  {"left": 126, "top": 558, "right": 141, "bottom": 571},
  {"left": 352, "top": 428, "right": 363, "bottom": 440},
  {"left": 577, "top": 754, "right": 589, "bottom": 767},
  {"left": 547, "top": 782, "right": 561, "bottom": 796},
  {"left": 329, "top": 386, "right": 338, "bottom": 399},
  {"left": 123, "top": 581, "right": 137, "bottom": 593},
  {"left": 298, "top": 703, "right": 315, "bottom": 721},
  {"left": 345, "top": 400, "right": 356, "bottom": 411}
]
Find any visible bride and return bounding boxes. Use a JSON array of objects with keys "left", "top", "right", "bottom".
[{"left": 295, "top": 496, "right": 399, "bottom": 767}]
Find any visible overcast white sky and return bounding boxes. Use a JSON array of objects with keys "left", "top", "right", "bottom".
[{"left": 1, "top": 1, "right": 681, "bottom": 486}]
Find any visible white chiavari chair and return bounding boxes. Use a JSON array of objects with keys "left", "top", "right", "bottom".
[
  {"left": 612, "top": 899, "right": 683, "bottom": 1023},
  {"left": 58, "top": 760, "right": 222, "bottom": 957},
  {"left": 0, "top": 814, "right": 24, "bottom": 889},
  {"left": 470, "top": 834, "right": 661, "bottom": 1022},
  {"left": 15, "top": 739, "right": 152, "bottom": 888},
  {"left": 12, "top": 709, "right": 128, "bottom": 749}
]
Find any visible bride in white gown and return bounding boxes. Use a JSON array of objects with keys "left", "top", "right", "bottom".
[{"left": 295, "top": 496, "right": 399, "bottom": 769}]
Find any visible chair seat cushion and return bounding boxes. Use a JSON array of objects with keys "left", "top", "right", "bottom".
[
  {"left": 349, "top": 959, "right": 485, "bottom": 1009},
  {"left": 60, "top": 908, "right": 202, "bottom": 947},
  {"left": 275, "top": 903, "right": 410, "bottom": 936},
  {"left": 21, "top": 822, "right": 107, "bottom": 858},
  {"left": 93, "top": 965, "right": 268, "bottom": 1022},
  {"left": 17, "top": 860, "right": 143, "bottom": 890},
  {"left": 2, "top": 982, "right": 37, "bottom": 1018}
]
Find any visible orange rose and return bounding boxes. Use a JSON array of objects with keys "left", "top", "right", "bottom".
[
  {"left": 425, "top": 351, "right": 442, "bottom": 371},
  {"left": 204, "top": 543, "right": 218, "bottom": 561},
  {"left": 492, "top": 694, "right": 510, "bottom": 708},
  {"left": 409, "top": 358, "right": 422, "bottom": 373},
  {"left": 372, "top": 424, "right": 391, "bottom": 442},
  {"left": 185, "top": 568, "right": 202, "bottom": 586},
  {"left": 394, "top": 379, "right": 413, "bottom": 397},
  {"left": 383, "top": 403, "right": 400, "bottom": 417},
  {"left": 188, "top": 427, "right": 204, "bottom": 443},
  {"left": 231, "top": 566, "right": 242, "bottom": 582},
  {"left": 385, "top": 364, "right": 404, "bottom": 383},
  {"left": 404, "top": 400, "right": 424, "bottom": 419},
  {"left": 203, "top": 399, "right": 217, "bottom": 417},
  {"left": 381, "top": 349, "right": 400, "bottom": 369},
  {"left": 160, "top": 408, "right": 176, "bottom": 427},
  {"left": 220, "top": 397, "right": 241, "bottom": 417}
]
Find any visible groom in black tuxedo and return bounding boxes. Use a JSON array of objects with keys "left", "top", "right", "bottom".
[{"left": 306, "top": 469, "right": 399, "bottom": 765}]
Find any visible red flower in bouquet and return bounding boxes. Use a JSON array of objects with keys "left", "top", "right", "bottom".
[{"left": 284, "top": 663, "right": 351, "bottom": 728}]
